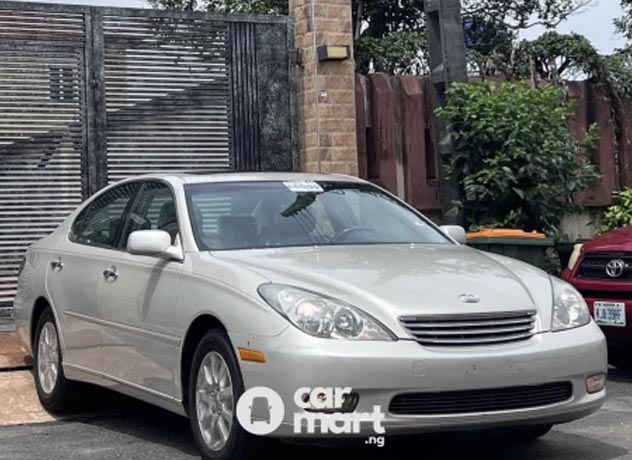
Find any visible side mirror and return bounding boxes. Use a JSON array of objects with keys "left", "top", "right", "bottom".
[
  {"left": 440, "top": 225, "right": 467, "bottom": 244},
  {"left": 127, "top": 230, "right": 183, "bottom": 261}
]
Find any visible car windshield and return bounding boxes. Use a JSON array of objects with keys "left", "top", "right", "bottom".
[{"left": 185, "top": 180, "right": 451, "bottom": 250}]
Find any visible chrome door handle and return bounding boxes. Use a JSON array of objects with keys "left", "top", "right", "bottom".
[
  {"left": 103, "top": 266, "right": 119, "bottom": 282},
  {"left": 50, "top": 258, "right": 64, "bottom": 272}
]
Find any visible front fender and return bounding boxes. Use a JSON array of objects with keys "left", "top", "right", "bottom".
[{"left": 175, "top": 255, "right": 289, "bottom": 339}]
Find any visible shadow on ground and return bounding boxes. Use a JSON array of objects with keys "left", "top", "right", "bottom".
[
  {"left": 608, "top": 366, "right": 632, "bottom": 384},
  {"left": 31, "top": 367, "right": 629, "bottom": 460}
]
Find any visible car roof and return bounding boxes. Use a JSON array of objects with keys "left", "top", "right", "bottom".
[{"left": 126, "top": 172, "right": 367, "bottom": 185}]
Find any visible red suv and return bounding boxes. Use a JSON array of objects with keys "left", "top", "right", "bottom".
[{"left": 563, "top": 226, "right": 632, "bottom": 368}]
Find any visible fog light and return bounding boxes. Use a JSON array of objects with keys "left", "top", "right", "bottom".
[
  {"left": 303, "top": 392, "right": 360, "bottom": 413},
  {"left": 586, "top": 373, "right": 607, "bottom": 394}
]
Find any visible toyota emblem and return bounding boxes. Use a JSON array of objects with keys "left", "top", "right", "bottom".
[{"left": 605, "top": 259, "right": 626, "bottom": 278}]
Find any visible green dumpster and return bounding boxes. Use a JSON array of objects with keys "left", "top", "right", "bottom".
[{"left": 466, "top": 229, "right": 555, "bottom": 271}]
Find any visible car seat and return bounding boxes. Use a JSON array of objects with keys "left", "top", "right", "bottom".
[
  {"left": 157, "top": 201, "right": 178, "bottom": 244},
  {"left": 217, "top": 215, "right": 259, "bottom": 249}
]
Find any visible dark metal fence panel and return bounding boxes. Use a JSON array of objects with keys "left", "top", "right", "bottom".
[
  {"left": 0, "top": 1, "right": 295, "bottom": 325},
  {"left": 229, "top": 20, "right": 294, "bottom": 172},
  {"left": 253, "top": 21, "right": 294, "bottom": 171},
  {"left": 103, "top": 12, "right": 231, "bottom": 182},
  {"left": 0, "top": 5, "right": 87, "bottom": 321},
  {"left": 229, "top": 22, "right": 259, "bottom": 171}
]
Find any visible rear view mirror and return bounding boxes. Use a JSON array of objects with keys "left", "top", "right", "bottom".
[
  {"left": 440, "top": 225, "right": 467, "bottom": 244},
  {"left": 127, "top": 230, "right": 183, "bottom": 261}
]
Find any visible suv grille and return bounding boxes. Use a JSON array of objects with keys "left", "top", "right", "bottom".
[
  {"left": 578, "top": 253, "right": 632, "bottom": 280},
  {"left": 578, "top": 289, "right": 632, "bottom": 301},
  {"left": 389, "top": 382, "right": 573, "bottom": 415},
  {"left": 399, "top": 311, "right": 536, "bottom": 346}
]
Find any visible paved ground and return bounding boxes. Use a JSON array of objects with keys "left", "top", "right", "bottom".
[
  {"left": 0, "top": 371, "right": 57, "bottom": 425},
  {"left": 0, "top": 333, "right": 30, "bottom": 370},
  {"left": 0, "top": 367, "right": 630, "bottom": 460}
]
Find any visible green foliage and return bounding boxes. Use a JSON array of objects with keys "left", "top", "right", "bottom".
[
  {"left": 514, "top": 32, "right": 601, "bottom": 82},
  {"left": 355, "top": 31, "right": 427, "bottom": 75},
  {"left": 463, "top": 16, "right": 514, "bottom": 55},
  {"left": 461, "top": 0, "right": 591, "bottom": 30},
  {"left": 615, "top": 0, "right": 632, "bottom": 41},
  {"left": 148, "top": 0, "right": 287, "bottom": 15},
  {"left": 352, "top": 0, "right": 425, "bottom": 36},
  {"left": 603, "top": 46, "right": 632, "bottom": 98},
  {"left": 598, "top": 188, "right": 632, "bottom": 234},
  {"left": 436, "top": 82, "right": 601, "bottom": 234},
  {"left": 476, "top": 31, "right": 632, "bottom": 108},
  {"left": 351, "top": 0, "right": 591, "bottom": 73},
  {"left": 350, "top": 0, "right": 425, "bottom": 73},
  {"left": 150, "top": 0, "right": 594, "bottom": 75}
]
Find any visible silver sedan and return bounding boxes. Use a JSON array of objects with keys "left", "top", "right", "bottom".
[{"left": 14, "top": 173, "right": 607, "bottom": 460}]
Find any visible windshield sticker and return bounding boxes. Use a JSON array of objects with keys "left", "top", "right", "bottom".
[{"left": 283, "top": 180, "right": 324, "bottom": 194}]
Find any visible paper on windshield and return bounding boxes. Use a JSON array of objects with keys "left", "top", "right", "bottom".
[{"left": 283, "top": 180, "right": 324, "bottom": 193}]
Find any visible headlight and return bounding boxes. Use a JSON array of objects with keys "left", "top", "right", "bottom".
[
  {"left": 551, "top": 277, "right": 591, "bottom": 332},
  {"left": 258, "top": 284, "right": 395, "bottom": 341},
  {"left": 567, "top": 243, "right": 584, "bottom": 271}
]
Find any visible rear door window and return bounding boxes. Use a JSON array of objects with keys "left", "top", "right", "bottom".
[{"left": 70, "top": 182, "right": 140, "bottom": 249}]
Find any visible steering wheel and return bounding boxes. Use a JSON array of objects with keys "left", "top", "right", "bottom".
[{"left": 331, "top": 226, "right": 378, "bottom": 244}]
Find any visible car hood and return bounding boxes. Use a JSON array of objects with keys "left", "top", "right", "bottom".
[
  {"left": 583, "top": 226, "right": 632, "bottom": 253},
  {"left": 212, "top": 244, "right": 553, "bottom": 336}
]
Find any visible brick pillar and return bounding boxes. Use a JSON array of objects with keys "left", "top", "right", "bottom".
[{"left": 290, "top": 0, "right": 358, "bottom": 175}]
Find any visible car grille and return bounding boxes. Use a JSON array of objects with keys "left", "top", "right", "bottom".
[
  {"left": 578, "top": 253, "right": 632, "bottom": 280},
  {"left": 389, "top": 382, "right": 573, "bottom": 415},
  {"left": 399, "top": 311, "right": 536, "bottom": 346},
  {"left": 578, "top": 289, "right": 632, "bottom": 301}
]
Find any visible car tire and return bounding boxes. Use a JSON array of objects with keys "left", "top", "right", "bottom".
[
  {"left": 608, "top": 349, "right": 632, "bottom": 371},
  {"left": 33, "top": 308, "right": 78, "bottom": 413},
  {"left": 188, "top": 329, "right": 263, "bottom": 460}
]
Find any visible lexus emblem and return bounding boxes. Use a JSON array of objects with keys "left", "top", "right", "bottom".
[
  {"left": 458, "top": 293, "right": 481, "bottom": 304},
  {"left": 606, "top": 259, "right": 626, "bottom": 278}
]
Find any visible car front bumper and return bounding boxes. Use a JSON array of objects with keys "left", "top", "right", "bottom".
[{"left": 231, "top": 320, "right": 607, "bottom": 438}]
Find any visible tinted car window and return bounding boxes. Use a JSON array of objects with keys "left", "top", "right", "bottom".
[
  {"left": 185, "top": 181, "right": 450, "bottom": 250},
  {"left": 70, "top": 182, "right": 140, "bottom": 248},
  {"left": 121, "top": 182, "right": 179, "bottom": 245}
]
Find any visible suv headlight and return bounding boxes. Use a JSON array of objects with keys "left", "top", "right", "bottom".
[
  {"left": 551, "top": 277, "right": 591, "bottom": 332},
  {"left": 258, "top": 284, "right": 395, "bottom": 341},
  {"left": 567, "top": 243, "right": 584, "bottom": 271}
]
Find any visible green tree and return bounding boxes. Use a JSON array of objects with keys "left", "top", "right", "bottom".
[
  {"left": 353, "top": 0, "right": 592, "bottom": 73},
  {"left": 470, "top": 31, "right": 632, "bottom": 101},
  {"left": 598, "top": 188, "right": 632, "bottom": 234},
  {"left": 436, "top": 82, "right": 600, "bottom": 234},
  {"left": 603, "top": 46, "right": 632, "bottom": 97},
  {"left": 615, "top": 0, "right": 632, "bottom": 40},
  {"left": 150, "top": 0, "right": 593, "bottom": 74},
  {"left": 149, "top": 0, "right": 288, "bottom": 15}
]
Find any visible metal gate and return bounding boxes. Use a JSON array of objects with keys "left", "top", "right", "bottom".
[{"left": 0, "top": 1, "right": 296, "bottom": 325}]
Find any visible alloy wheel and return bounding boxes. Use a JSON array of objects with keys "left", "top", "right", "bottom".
[
  {"left": 195, "top": 351, "right": 235, "bottom": 451},
  {"left": 37, "top": 322, "right": 59, "bottom": 394}
]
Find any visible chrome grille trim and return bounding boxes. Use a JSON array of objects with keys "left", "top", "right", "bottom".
[{"left": 400, "top": 310, "right": 537, "bottom": 346}]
